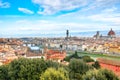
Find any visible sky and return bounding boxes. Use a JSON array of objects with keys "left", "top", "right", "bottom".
[{"left": 0, "top": 0, "right": 120, "bottom": 37}]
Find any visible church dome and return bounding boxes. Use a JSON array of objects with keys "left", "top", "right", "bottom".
[{"left": 108, "top": 28, "right": 115, "bottom": 36}]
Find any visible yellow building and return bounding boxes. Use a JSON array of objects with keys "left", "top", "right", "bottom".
[{"left": 109, "top": 46, "right": 120, "bottom": 54}]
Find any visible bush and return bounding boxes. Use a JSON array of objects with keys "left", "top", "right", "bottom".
[
  {"left": 40, "top": 68, "right": 69, "bottom": 80},
  {"left": 99, "top": 69, "right": 119, "bottom": 80},
  {"left": 7, "top": 58, "right": 47, "bottom": 80},
  {"left": 92, "top": 61, "right": 100, "bottom": 69},
  {"left": 64, "top": 51, "right": 80, "bottom": 62},
  {"left": 82, "top": 69, "right": 119, "bottom": 80},
  {"left": 69, "top": 59, "right": 93, "bottom": 80},
  {"left": 82, "top": 56, "right": 94, "bottom": 62},
  {"left": 0, "top": 58, "right": 68, "bottom": 80},
  {"left": 64, "top": 56, "right": 71, "bottom": 62},
  {"left": 0, "top": 65, "right": 9, "bottom": 80}
]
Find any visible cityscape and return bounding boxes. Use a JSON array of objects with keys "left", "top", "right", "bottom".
[{"left": 0, "top": 0, "right": 120, "bottom": 80}]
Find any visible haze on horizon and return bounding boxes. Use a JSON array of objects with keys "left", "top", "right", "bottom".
[{"left": 0, "top": 0, "right": 120, "bottom": 37}]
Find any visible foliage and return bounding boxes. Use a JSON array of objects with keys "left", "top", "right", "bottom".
[
  {"left": 82, "top": 69, "right": 106, "bottom": 80},
  {"left": 0, "top": 58, "right": 119, "bottom": 80},
  {"left": 46, "top": 60, "right": 62, "bottom": 69},
  {"left": 0, "top": 65, "right": 9, "bottom": 80},
  {"left": 64, "top": 51, "right": 94, "bottom": 62},
  {"left": 46, "top": 60, "right": 69, "bottom": 71},
  {"left": 92, "top": 61, "right": 100, "bottom": 69},
  {"left": 7, "top": 58, "right": 47, "bottom": 80},
  {"left": 0, "top": 58, "right": 67, "bottom": 80},
  {"left": 60, "top": 44, "right": 63, "bottom": 49},
  {"left": 82, "top": 69, "right": 119, "bottom": 80},
  {"left": 82, "top": 56, "right": 94, "bottom": 62},
  {"left": 99, "top": 69, "right": 119, "bottom": 80},
  {"left": 40, "top": 68, "right": 69, "bottom": 80},
  {"left": 72, "top": 51, "right": 80, "bottom": 59},
  {"left": 64, "top": 51, "right": 81, "bottom": 62},
  {"left": 69, "top": 59, "right": 93, "bottom": 80},
  {"left": 64, "top": 56, "right": 71, "bottom": 62}
]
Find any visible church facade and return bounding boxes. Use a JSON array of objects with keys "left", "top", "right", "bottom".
[{"left": 94, "top": 28, "right": 116, "bottom": 39}]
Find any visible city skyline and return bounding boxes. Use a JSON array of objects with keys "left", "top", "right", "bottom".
[{"left": 0, "top": 0, "right": 120, "bottom": 37}]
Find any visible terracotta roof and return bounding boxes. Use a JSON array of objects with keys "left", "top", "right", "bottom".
[
  {"left": 97, "top": 58, "right": 120, "bottom": 66},
  {"left": 45, "top": 49, "right": 66, "bottom": 60}
]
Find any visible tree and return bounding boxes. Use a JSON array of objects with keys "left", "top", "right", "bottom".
[
  {"left": 60, "top": 44, "right": 63, "bottom": 49},
  {"left": 99, "top": 69, "right": 119, "bottom": 80},
  {"left": 82, "top": 69, "right": 119, "bottom": 80},
  {"left": 69, "top": 59, "right": 93, "bottom": 80},
  {"left": 71, "top": 51, "right": 80, "bottom": 59},
  {"left": 64, "top": 51, "right": 80, "bottom": 62},
  {"left": 82, "top": 56, "right": 94, "bottom": 62},
  {"left": 92, "top": 61, "right": 100, "bottom": 69},
  {"left": 0, "top": 58, "right": 68, "bottom": 80},
  {"left": 82, "top": 69, "right": 106, "bottom": 80},
  {"left": 0, "top": 65, "right": 9, "bottom": 80},
  {"left": 64, "top": 56, "right": 71, "bottom": 62},
  {"left": 46, "top": 60, "right": 65, "bottom": 69},
  {"left": 8, "top": 58, "right": 47, "bottom": 80},
  {"left": 40, "top": 68, "right": 69, "bottom": 80}
]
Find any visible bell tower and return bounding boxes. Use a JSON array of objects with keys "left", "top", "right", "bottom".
[{"left": 66, "top": 30, "right": 69, "bottom": 40}]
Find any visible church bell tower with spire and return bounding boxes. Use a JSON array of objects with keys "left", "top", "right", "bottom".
[{"left": 66, "top": 30, "right": 69, "bottom": 40}]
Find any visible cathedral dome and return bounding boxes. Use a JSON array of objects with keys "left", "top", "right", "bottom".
[{"left": 108, "top": 28, "right": 115, "bottom": 36}]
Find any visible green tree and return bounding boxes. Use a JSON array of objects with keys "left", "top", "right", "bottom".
[
  {"left": 0, "top": 58, "right": 68, "bottom": 80},
  {"left": 82, "top": 69, "right": 119, "bottom": 80},
  {"left": 64, "top": 56, "right": 71, "bottom": 62},
  {"left": 8, "top": 58, "right": 47, "bottom": 80},
  {"left": 92, "top": 61, "right": 100, "bottom": 69},
  {"left": 64, "top": 51, "right": 80, "bottom": 62},
  {"left": 99, "top": 69, "right": 119, "bottom": 80},
  {"left": 60, "top": 44, "right": 63, "bottom": 49},
  {"left": 69, "top": 59, "right": 93, "bottom": 80},
  {"left": 40, "top": 68, "right": 69, "bottom": 80},
  {"left": 0, "top": 65, "right": 9, "bottom": 80},
  {"left": 82, "top": 56, "right": 94, "bottom": 62},
  {"left": 71, "top": 51, "right": 80, "bottom": 59},
  {"left": 46, "top": 60, "right": 66, "bottom": 69}
]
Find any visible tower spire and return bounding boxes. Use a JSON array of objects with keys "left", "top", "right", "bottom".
[{"left": 66, "top": 30, "right": 69, "bottom": 39}]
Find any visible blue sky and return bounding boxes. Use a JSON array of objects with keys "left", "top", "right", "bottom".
[{"left": 0, "top": 0, "right": 120, "bottom": 37}]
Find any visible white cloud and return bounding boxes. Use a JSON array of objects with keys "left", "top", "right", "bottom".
[
  {"left": 102, "top": 7, "right": 117, "bottom": 13},
  {"left": 57, "top": 4, "right": 120, "bottom": 25},
  {"left": 88, "top": 12, "right": 120, "bottom": 24},
  {"left": 15, "top": 20, "right": 30, "bottom": 24},
  {"left": 12, "top": 19, "right": 108, "bottom": 33},
  {"left": 0, "top": 0, "right": 10, "bottom": 8},
  {"left": 1, "top": 17, "right": 119, "bottom": 38},
  {"left": 32, "top": 0, "right": 120, "bottom": 15},
  {"left": 32, "top": 0, "right": 89, "bottom": 15},
  {"left": 18, "top": 8, "right": 34, "bottom": 14},
  {"left": 81, "top": 0, "right": 120, "bottom": 12},
  {"left": 56, "top": 5, "right": 120, "bottom": 31}
]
